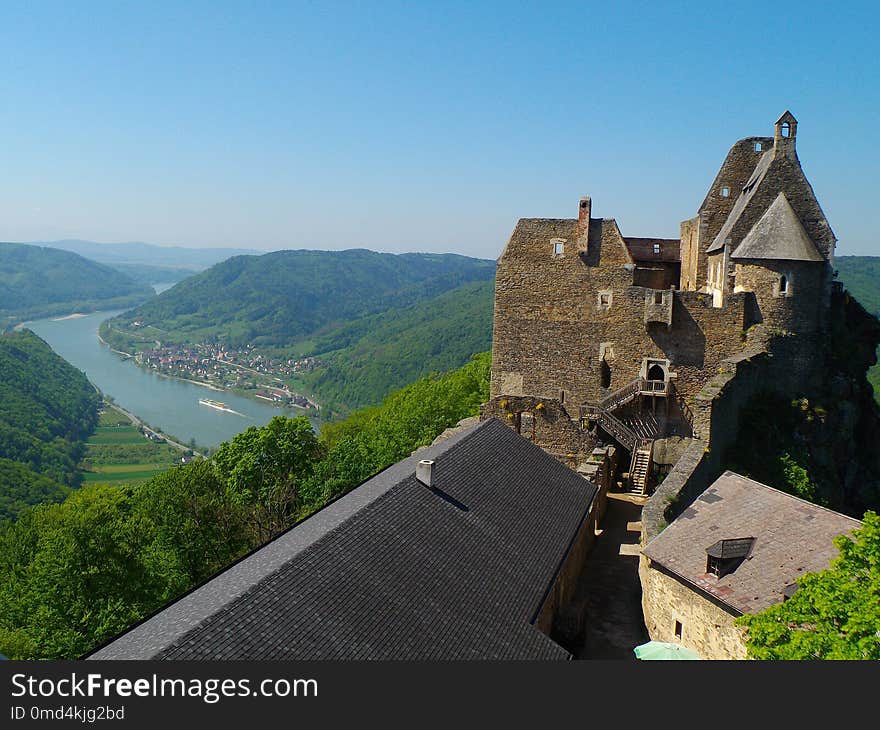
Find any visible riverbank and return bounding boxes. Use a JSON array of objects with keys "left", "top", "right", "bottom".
[{"left": 104, "top": 401, "right": 203, "bottom": 457}]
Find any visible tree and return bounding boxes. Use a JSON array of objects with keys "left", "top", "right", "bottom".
[
  {"left": 737, "top": 511, "right": 880, "bottom": 659},
  {"left": 212, "top": 416, "right": 323, "bottom": 542}
]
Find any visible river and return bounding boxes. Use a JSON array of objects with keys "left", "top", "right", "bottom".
[{"left": 26, "top": 303, "right": 318, "bottom": 449}]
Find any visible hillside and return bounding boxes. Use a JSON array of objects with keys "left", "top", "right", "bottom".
[
  {"left": 835, "top": 256, "right": 880, "bottom": 398},
  {"left": 102, "top": 249, "right": 496, "bottom": 415},
  {"left": 0, "top": 330, "right": 101, "bottom": 522},
  {"left": 0, "top": 242, "right": 154, "bottom": 323}
]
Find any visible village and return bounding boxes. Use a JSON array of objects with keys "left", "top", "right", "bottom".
[{"left": 132, "top": 335, "right": 320, "bottom": 411}]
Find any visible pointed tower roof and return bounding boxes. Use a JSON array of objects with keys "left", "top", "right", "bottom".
[{"left": 730, "top": 192, "right": 823, "bottom": 262}]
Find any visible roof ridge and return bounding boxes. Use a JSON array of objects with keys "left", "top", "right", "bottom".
[{"left": 718, "top": 470, "right": 863, "bottom": 525}]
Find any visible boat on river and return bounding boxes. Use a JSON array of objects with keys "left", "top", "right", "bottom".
[{"left": 198, "top": 398, "right": 236, "bottom": 414}]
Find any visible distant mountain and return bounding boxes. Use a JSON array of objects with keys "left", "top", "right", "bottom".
[
  {"left": 107, "top": 263, "right": 197, "bottom": 287},
  {"left": 37, "top": 240, "right": 264, "bottom": 271},
  {"left": 835, "top": 256, "right": 880, "bottom": 400},
  {"left": 0, "top": 330, "right": 100, "bottom": 522},
  {"left": 102, "top": 249, "right": 496, "bottom": 415},
  {"left": 0, "top": 242, "right": 154, "bottom": 323}
]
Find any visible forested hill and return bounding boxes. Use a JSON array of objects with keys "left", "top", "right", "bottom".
[
  {"left": 0, "top": 242, "right": 154, "bottom": 323},
  {"left": 835, "top": 256, "right": 880, "bottom": 399},
  {"left": 103, "top": 249, "right": 496, "bottom": 415},
  {"left": 0, "top": 330, "right": 101, "bottom": 522},
  {"left": 109, "top": 249, "right": 494, "bottom": 346}
]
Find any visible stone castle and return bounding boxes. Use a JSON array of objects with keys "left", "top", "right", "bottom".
[{"left": 481, "top": 111, "right": 849, "bottom": 496}]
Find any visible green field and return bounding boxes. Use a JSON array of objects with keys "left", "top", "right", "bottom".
[{"left": 80, "top": 409, "right": 184, "bottom": 485}]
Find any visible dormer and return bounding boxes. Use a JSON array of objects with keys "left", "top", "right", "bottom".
[
  {"left": 706, "top": 537, "right": 755, "bottom": 578},
  {"left": 774, "top": 111, "right": 798, "bottom": 161}
]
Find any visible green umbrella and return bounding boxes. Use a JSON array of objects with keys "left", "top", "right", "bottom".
[{"left": 633, "top": 641, "right": 701, "bottom": 660}]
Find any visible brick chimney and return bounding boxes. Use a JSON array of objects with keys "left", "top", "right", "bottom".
[{"left": 577, "top": 196, "right": 591, "bottom": 253}]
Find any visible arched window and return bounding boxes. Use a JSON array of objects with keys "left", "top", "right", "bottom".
[
  {"left": 781, "top": 122, "right": 791, "bottom": 138},
  {"left": 600, "top": 359, "right": 611, "bottom": 389},
  {"left": 779, "top": 275, "right": 789, "bottom": 296}
]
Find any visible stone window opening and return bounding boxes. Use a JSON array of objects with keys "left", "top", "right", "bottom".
[
  {"left": 755, "top": 141, "right": 762, "bottom": 152},
  {"left": 781, "top": 122, "right": 791, "bottom": 138},
  {"left": 600, "top": 359, "right": 611, "bottom": 389},
  {"left": 778, "top": 274, "right": 791, "bottom": 297},
  {"left": 674, "top": 620, "right": 683, "bottom": 641},
  {"left": 597, "top": 290, "right": 613, "bottom": 310},
  {"left": 721, "top": 186, "right": 730, "bottom": 198},
  {"left": 653, "top": 291, "right": 663, "bottom": 305},
  {"left": 551, "top": 238, "right": 565, "bottom": 257}
]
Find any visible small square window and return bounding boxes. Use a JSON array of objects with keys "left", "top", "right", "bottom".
[
  {"left": 755, "top": 141, "right": 762, "bottom": 152},
  {"left": 600, "top": 293, "right": 610, "bottom": 305},
  {"left": 721, "top": 186, "right": 730, "bottom": 198},
  {"left": 551, "top": 239, "right": 566, "bottom": 257}
]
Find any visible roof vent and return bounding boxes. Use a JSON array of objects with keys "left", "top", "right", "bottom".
[{"left": 416, "top": 460, "right": 434, "bottom": 487}]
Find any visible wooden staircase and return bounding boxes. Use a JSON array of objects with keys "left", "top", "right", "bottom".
[
  {"left": 629, "top": 442, "right": 653, "bottom": 496},
  {"left": 581, "top": 377, "right": 665, "bottom": 495}
]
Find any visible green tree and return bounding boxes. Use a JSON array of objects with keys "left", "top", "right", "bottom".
[
  {"left": 737, "top": 511, "right": 880, "bottom": 659},
  {"left": 213, "top": 415, "right": 323, "bottom": 542}
]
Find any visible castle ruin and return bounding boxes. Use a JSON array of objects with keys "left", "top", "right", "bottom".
[{"left": 481, "top": 112, "right": 842, "bottom": 496}]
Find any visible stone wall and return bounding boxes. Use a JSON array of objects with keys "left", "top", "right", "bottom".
[
  {"left": 639, "top": 563, "right": 747, "bottom": 660},
  {"left": 480, "top": 396, "right": 596, "bottom": 464},
  {"left": 491, "top": 211, "right": 751, "bottom": 412}
]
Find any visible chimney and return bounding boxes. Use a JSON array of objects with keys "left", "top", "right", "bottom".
[
  {"left": 577, "top": 196, "right": 591, "bottom": 253},
  {"left": 416, "top": 459, "right": 434, "bottom": 487}
]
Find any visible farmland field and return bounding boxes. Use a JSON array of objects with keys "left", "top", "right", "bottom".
[{"left": 80, "top": 407, "right": 186, "bottom": 485}]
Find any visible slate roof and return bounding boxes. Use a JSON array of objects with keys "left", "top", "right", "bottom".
[
  {"left": 624, "top": 237, "right": 681, "bottom": 263},
  {"left": 706, "top": 149, "right": 775, "bottom": 254},
  {"left": 642, "top": 471, "right": 860, "bottom": 615},
  {"left": 88, "top": 418, "right": 596, "bottom": 660},
  {"left": 730, "top": 192, "right": 823, "bottom": 261}
]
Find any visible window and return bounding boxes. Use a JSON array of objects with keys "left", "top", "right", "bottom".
[
  {"left": 654, "top": 291, "right": 663, "bottom": 305},
  {"left": 755, "top": 141, "right": 762, "bottom": 152},
  {"left": 721, "top": 186, "right": 730, "bottom": 198},
  {"left": 674, "top": 620, "right": 683, "bottom": 640},
  {"left": 653, "top": 243, "right": 661, "bottom": 255},
  {"left": 598, "top": 290, "right": 612, "bottom": 309},
  {"left": 781, "top": 122, "right": 791, "bottom": 138},
  {"left": 779, "top": 275, "right": 789, "bottom": 296},
  {"left": 553, "top": 241, "right": 564, "bottom": 257}
]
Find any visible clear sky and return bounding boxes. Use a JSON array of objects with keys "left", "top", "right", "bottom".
[{"left": 0, "top": 1, "right": 877, "bottom": 257}]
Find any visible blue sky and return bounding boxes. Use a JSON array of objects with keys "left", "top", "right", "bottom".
[{"left": 0, "top": 1, "right": 876, "bottom": 257}]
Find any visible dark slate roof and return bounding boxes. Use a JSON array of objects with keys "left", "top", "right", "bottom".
[
  {"left": 731, "top": 192, "right": 823, "bottom": 261},
  {"left": 624, "top": 237, "right": 681, "bottom": 263},
  {"left": 89, "top": 418, "right": 596, "bottom": 660},
  {"left": 642, "top": 471, "right": 860, "bottom": 615}
]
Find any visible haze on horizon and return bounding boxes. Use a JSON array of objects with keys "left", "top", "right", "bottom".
[{"left": 1, "top": 2, "right": 877, "bottom": 258}]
